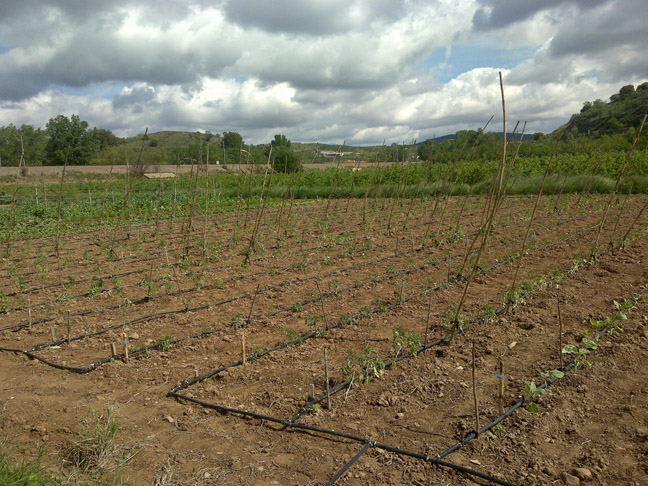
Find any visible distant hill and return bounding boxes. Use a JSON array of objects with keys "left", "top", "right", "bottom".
[
  {"left": 557, "top": 82, "right": 648, "bottom": 137},
  {"left": 418, "top": 132, "right": 532, "bottom": 145}
]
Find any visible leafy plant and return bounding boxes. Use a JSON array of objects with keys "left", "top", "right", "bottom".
[
  {"left": 343, "top": 345, "right": 386, "bottom": 399},
  {"left": 88, "top": 275, "right": 104, "bottom": 297},
  {"left": 282, "top": 327, "right": 302, "bottom": 345},
  {"left": 249, "top": 346, "right": 265, "bottom": 362},
  {"left": 540, "top": 369, "right": 565, "bottom": 379},
  {"left": 478, "top": 304, "right": 497, "bottom": 323},
  {"left": 231, "top": 313, "right": 247, "bottom": 329},
  {"left": 373, "top": 298, "right": 389, "bottom": 313},
  {"left": 155, "top": 334, "right": 175, "bottom": 351},
  {"left": 562, "top": 337, "right": 598, "bottom": 368},
  {"left": 524, "top": 381, "right": 544, "bottom": 413},
  {"left": 392, "top": 327, "right": 422, "bottom": 359}
]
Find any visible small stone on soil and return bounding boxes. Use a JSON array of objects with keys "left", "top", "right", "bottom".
[
  {"left": 571, "top": 467, "right": 592, "bottom": 481},
  {"left": 561, "top": 472, "right": 580, "bottom": 485}
]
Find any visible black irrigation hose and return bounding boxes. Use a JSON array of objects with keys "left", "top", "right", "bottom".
[
  {"left": 0, "top": 197, "right": 544, "bottom": 332},
  {"left": 434, "top": 284, "right": 647, "bottom": 460},
  {"left": 170, "top": 241, "right": 646, "bottom": 486},
  {"left": 0, "top": 195, "right": 435, "bottom": 288},
  {"left": 325, "top": 443, "right": 371, "bottom": 486},
  {"left": 3, "top": 204, "right": 635, "bottom": 374},
  {"left": 0, "top": 195, "right": 471, "bottom": 303},
  {"left": 168, "top": 390, "right": 516, "bottom": 486}
]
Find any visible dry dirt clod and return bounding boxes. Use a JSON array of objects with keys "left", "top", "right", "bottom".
[
  {"left": 571, "top": 467, "right": 592, "bottom": 481},
  {"left": 561, "top": 472, "right": 580, "bottom": 486}
]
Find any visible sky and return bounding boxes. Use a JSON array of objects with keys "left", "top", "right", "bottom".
[{"left": 0, "top": 0, "right": 646, "bottom": 145}]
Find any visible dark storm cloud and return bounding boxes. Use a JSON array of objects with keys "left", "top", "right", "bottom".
[
  {"left": 547, "top": 1, "right": 647, "bottom": 58},
  {"left": 472, "top": 0, "right": 608, "bottom": 30},
  {"left": 112, "top": 85, "right": 156, "bottom": 110},
  {"left": 223, "top": 0, "right": 404, "bottom": 35},
  {"left": 0, "top": 0, "right": 644, "bottom": 145}
]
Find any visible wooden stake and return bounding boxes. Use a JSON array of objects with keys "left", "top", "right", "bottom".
[
  {"left": 316, "top": 280, "right": 329, "bottom": 328},
  {"left": 497, "top": 358, "right": 504, "bottom": 416},
  {"left": 400, "top": 281, "right": 405, "bottom": 305},
  {"left": 424, "top": 293, "right": 432, "bottom": 352},
  {"left": 324, "top": 349, "right": 331, "bottom": 410},
  {"left": 241, "top": 333, "right": 246, "bottom": 365},
  {"left": 110, "top": 342, "right": 117, "bottom": 357},
  {"left": 123, "top": 332, "right": 129, "bottom": 364},
  {"left": 472, "top": 338, "right": 480, "bottom": 434},
  {"left": 50, "top": 325, "right": 56, "bottom": 342},
  {"left": 27, "top": 295, "right": 32, "bottom": 330},
  {"left": 557, "top": 298, "right": 564, "bottom": 369},
  {"left": 247, "top": 284, "right": 261, "bottom": 325},
  {"left": 309, "top": 383, "right": 315, "bottom": 400}
]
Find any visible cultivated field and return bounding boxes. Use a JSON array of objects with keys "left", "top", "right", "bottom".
[{"left": 1, "top": 189, "right": 647, "bottom": 485}]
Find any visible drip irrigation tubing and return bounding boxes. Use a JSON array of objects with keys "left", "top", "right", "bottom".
[
  {"left": 1, "top": 205, "right": 641, "bottom": 374},
  {"left": 431, "top": 284, "right": 647, "bottom": 460},
  {"left": 168, "top": 246, "right": 645, "bottom": 485},
  {"left": 0, "top": 194, "right": 503, "bottom": 292},
  {"left": 0, "top": 195, "right": 548, "bottom": 331},
  {"left": 0, "top": 195, "right": 618, "bottom": 335},
  {"left": 2, "top": 190, "right": 596, "bottom": 292}
]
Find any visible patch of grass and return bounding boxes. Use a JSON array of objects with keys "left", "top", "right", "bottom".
[
  {"left": 0, "top": 436, "right": 79, "bottom": 485},
  {"left": 68, "top": 405, "right": 120, "bottom": 472}
]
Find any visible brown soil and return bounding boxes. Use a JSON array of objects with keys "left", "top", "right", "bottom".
[{"left": 1, "top": 195, "right": 647, "bottom": 486}]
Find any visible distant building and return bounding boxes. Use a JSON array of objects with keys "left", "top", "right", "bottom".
[{"left": 316, "top": 149, "right": 354, "bottom": 157}]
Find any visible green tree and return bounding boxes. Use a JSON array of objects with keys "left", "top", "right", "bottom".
[
  {"left": 0, "top": 124, "right": 47, "bottom": 167},
  {"left": 416, "top": 139, "right": 438, "bottom": 161},
  {"left": 45, "top": 114, "right": 98, "bottom": 165},
  {"left": 273, "top": 146, "right": 301, "bottom": 173},
  {"left": 271, "top": 134, "right": 291, "bottom": 148},
  {"left": 223, "top": 131, "right": 243, "bottom": 149},
  {"left": 94, "top": 128, "right": 119, "bottom": 149}
]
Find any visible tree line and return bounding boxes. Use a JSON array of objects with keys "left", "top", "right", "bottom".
[
  {"left": 0, "top": 115, "right": 302, "bottom": 173},
  {"left": 1, "top": 82, "right": 645, "bottom": 170}
]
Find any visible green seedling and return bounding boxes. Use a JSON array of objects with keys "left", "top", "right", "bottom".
[
  {"left": 282, "top": 327, "right": 302, "bottom": 345},
  {"left": 231, "top": 313, "right": 247, "bottom": 328},
  {"left": 540, "top": 369, "right": 565, "bottom": 379},
  {"left": 392, "top": 327, "right": 422, "bottom": 359},
  {"left": 88, "top": 275, "right": 104, "bottom": 297},
  {"left": 155, "top": 334, "right": 175, "bottom": 351},
  {"left": 525, "top": 381, "right": 544, "bottom": 413},
  {"left": 562, "top": 337, "right": 597, "bottom": 368},
  {"left": 373, "top": 298, "right": 389, "bottom": 313},
  {"left": 343, "top": 345, "right": 385, "bottom": 399}
]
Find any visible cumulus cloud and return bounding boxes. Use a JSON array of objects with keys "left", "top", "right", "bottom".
[{"left": 0, "top": 0, "right": 645, "bottom": 144}]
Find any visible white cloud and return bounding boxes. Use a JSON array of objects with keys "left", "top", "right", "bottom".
[{"left": 0, "top": 0, "right": 645, "bottom": 144}]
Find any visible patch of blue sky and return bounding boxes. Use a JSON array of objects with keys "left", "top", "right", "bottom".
[
  {"left": 0, "top": 46, "right": 11, "bottom": 54},
  {"left": 54, "top": 81, "right": 126, "bottom": 100},
  {"left": 417, "top": 44, "right": 536, "bottom": 83}
]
